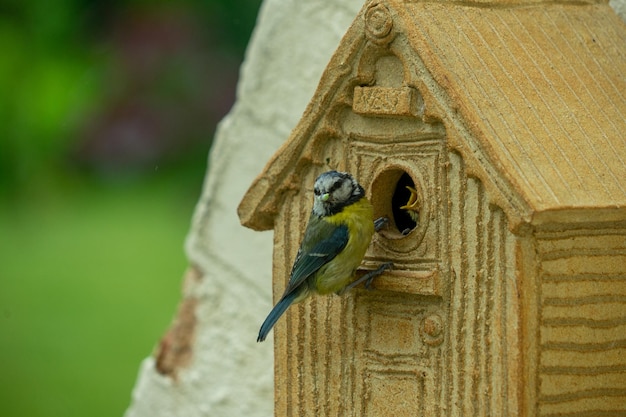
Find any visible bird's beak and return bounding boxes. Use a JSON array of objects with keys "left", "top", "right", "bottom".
[
  {"left": 400, "top": 186, "right": 420, "bottom": 211},
  {"left": 320, "top": 193, "right": 330, "bottom": 202}
]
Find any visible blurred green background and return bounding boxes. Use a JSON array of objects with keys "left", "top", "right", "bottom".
[{"left": 0, "top": 1, "right": 261, "bottom": 416}]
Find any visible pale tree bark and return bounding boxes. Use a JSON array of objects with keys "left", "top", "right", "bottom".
[
  {"left": 611, "top": 0, "right": 626, "bottom": 21},
  {"left": 123, "top": 1, "right": 364, "bottom": 416}
]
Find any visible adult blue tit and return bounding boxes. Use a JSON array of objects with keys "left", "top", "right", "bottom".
[{"left": 257, "top": 170, "right": 391, "bottom": 342}]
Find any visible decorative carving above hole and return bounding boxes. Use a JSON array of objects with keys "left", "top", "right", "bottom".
[
  {"left": 365, "top": 2, "right": 395, "bottom": 45},
  {"left": 353, "top": 86, "right": 422, "bottom": 117}
]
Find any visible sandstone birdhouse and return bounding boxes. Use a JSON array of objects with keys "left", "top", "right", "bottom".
[{"left": 237, "top": 0, "right": 626, "bottom": 415}]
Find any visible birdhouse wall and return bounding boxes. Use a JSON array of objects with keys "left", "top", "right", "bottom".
[
  {"left": 269, "top": 141, "right": 524, "bottom": 416},
  {"left": 529, "top": 223, "right": 626, "bottom": 417},
  {"left": 441, "top": 152, "right": 522, "bottom": 417}
]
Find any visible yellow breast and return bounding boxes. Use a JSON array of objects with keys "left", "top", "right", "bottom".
[{"left": 313, "top": 197, "right": 375, "bottom": 294}]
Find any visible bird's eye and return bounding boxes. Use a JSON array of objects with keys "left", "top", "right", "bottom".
[{"left": 329, "top": 181, "right": 342, "bottom": 194}]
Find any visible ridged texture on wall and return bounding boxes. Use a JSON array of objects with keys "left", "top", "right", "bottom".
[
  {"left": 273, "top": 153, "right": 522, "bottom": 417},
  {"left": 536, "top": 226, "right": 626, "bottom": 417},
  {"left": 446, "top": 152, "right": 520, "bottom": 417}
]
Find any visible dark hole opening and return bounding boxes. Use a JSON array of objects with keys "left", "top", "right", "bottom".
[{"left": 392, "top": 172, "right": 418, "bottom": 235}]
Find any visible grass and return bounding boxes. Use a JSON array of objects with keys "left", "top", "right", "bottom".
[{"left": 0, "top": 173, "right": 198, "bottom": 417}]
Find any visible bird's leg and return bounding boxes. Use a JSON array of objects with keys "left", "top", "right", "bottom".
[
  {"left": 341, "top": 262, "right": 393, "bottom": 293},
  {"left": 374, "top": 217, "right": 389, "bottom": 232}
]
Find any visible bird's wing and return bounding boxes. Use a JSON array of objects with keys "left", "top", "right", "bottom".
[{"left": 282, "top": 219, "right": 349, "bottom": 297}]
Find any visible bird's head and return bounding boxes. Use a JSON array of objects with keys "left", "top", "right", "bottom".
[{"left": 312, "top": 171, "right": 365, "bottom": 217}]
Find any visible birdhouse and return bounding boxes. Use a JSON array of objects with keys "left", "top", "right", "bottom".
[{"left": 237, "top": 0, "right": 626, "bottom": 416}]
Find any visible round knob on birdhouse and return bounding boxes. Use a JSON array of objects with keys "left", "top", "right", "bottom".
[
  {"left": 420, "top": 313, "right": 444, "bottom": 346},
  {"left": 365, "top": 2, "right": 395, "bottom": 45}
]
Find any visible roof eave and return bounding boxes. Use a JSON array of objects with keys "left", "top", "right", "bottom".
[{"left": 530, "top": 205, "right": 626, "bottom": 228}]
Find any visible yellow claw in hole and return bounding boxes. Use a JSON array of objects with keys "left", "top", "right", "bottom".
[{"left": 400, "top": 185, "right": 420, "bottom": 223}]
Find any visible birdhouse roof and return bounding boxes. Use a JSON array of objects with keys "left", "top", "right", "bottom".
[{"left": 238, "top": 0, "right": 626, "bottom": 231}]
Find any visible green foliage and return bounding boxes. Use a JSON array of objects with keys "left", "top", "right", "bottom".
[
  {"left": 1, "top": 0, "right": 105, "bottom": 191},
  {"left": 0, "top": 0, "right": 261, "bottom": 416},
  {"left": 0, "top": 0, "right": 261, "bottom": 194},
  {"left": 0, "top": 180, "right": 193, "bottom": 417}
]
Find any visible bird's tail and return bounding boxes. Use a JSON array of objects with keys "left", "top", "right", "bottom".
[{"left": 257, "top": 291, "right": 299, "bottom": 342}]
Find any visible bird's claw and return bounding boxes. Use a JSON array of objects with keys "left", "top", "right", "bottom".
[
  {"left": 374, "top": 217, "right": 389, "bottom": 232},
  {"left": 345, "top": 262, "right": 393, "bottom": 292}
]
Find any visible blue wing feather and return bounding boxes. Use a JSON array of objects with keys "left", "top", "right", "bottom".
[
  {"left": 282, "top": 218, "right": 349, "bottom": 297},
  {"left": 256, "top": 219, "right": 348, "bottom": 342}
]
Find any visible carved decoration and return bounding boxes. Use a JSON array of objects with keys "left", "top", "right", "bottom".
[
  {"left": 364, "top": 2, "right": 395, "bottom": 45},
  {"left": 420, "top": 313, "right": 444, "bottom": 346},
  {"left": 353, "top": 86, "right": 418, "bottom": 116}
]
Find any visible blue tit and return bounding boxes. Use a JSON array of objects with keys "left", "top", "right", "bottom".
[{"left": 257, "top": 170, "right": 391, "bottom": 342}]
